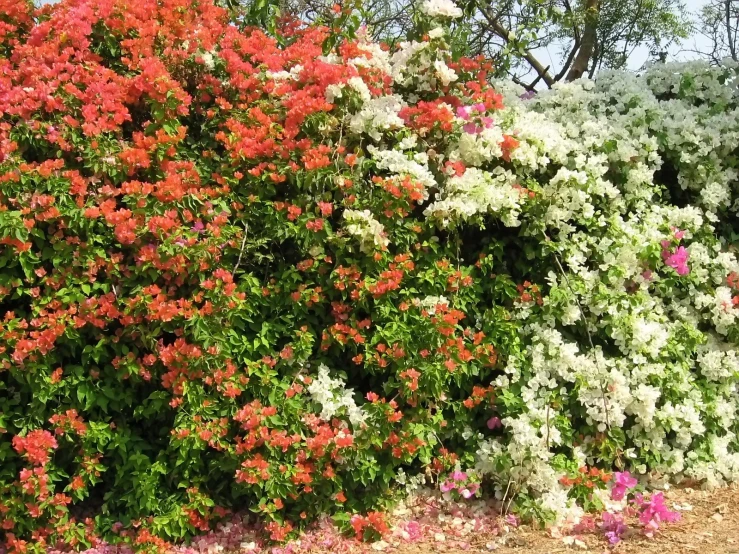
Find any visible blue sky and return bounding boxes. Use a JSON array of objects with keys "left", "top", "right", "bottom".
[{"left": 626, "top": 0, "right": 712, "bottom": 68}]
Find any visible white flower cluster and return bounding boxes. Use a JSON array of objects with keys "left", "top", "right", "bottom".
[
  {"left": 425, "top": 167, "right": 523, "bottom": 227},
  {"left": 419, "top": 295, "right": 450, "bottom": 315},
  {"left": 307, "top": 364, "right": 366, "bottom": 427},
  {"left": 368, "top": 145, "right": 436, "bottom": 199},
  {"left": 317, "top": 6, "right": 739, "bottom": 505},
  {"left": 425, "top": 63, "right": 739, "bottom": 498},
  {"left": 349, "top": 95, "right": 406, "bottom": 141},
  {"left": 343, "top": 209, "right": 389, "bottom": 252},
  {"left": 389, "top": 32, "right": 457, "bottom": 91},
  {"left": 420, "top": 0, "right": 463, "bottom": 19}
]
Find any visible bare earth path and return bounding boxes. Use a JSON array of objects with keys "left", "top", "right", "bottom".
[{"left": 387, "top": 486, "right": 739, "bottom": 554}]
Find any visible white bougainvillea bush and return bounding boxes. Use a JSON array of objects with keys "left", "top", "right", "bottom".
[{"left": 1, "top": 0, "right": 739, "bottom": 550}]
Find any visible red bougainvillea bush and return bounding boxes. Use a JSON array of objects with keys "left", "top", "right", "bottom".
[{"left": 2, "top": 0, "right": 739, "bottom": 551}]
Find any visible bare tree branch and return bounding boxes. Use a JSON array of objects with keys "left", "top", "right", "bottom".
[
  {"left": 554, "top": 38, "right": 581, "bottom": 81},
  {"left": 475, "top": 0, "right": 556, "bottom": 87}
]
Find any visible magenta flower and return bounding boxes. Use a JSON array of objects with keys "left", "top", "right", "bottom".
[
  {"left": 505, "top": 514, "right": 519, "bottom": 527},
  {"left": 404, "top": 521, "right": 422, "bottom": 541},
  {"left": 463, "top": 122, "right": 479, "bottom": 134},
  {"left": 456, "top": 106, "right": 471, "bottom": 119},
  {"left": 474, "top": 102, "right": 486, "bottom": 113},
  {"left": 611, "top": 471, "right": 638, "bottom": 501},
  {"left": 451, "top": 470, "right": 467, "bottom": 482},
  {"left": 636, "top": 492, "right": 680, "bottom": 536},
  {"left": 662, "top": 245, "right": 690, "bottom": 275},
  {"left": 573, "top": 515, "right": 597, "bottom": 534},
  {"left": 601, "top": 512, "right": 627, "bottom": 544},
  {"left": 487, "top": 416, "right": 502, "bottom": 430},
  {"left": 440, "top": 480, "right": 455, "bottom": 492}
]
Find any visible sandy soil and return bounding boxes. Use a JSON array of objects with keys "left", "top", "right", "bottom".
[{"left": 389, "top": 486, "right": 739, "bottom": 554}]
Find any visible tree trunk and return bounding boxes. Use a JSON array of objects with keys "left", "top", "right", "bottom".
[
  {"left": 726, "top": 0, "right": 738, "bottom": 61},
  {"left": 566, "top": 0, "right": 600, "bottom": 81}
]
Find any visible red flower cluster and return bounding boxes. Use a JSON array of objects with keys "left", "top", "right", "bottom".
[
  {"left": 0, "top": 0, "right": 517, "bottom": 549},
  {"left": 12, "top": 431, "right": 58, "bottom": 466}
]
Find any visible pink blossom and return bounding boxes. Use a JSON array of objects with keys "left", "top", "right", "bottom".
[
  {"left": 451, "top": 470, "right": 467, "bottom": 482},
  {"left": 463, "top": 122, "right": 479, "bottom": 134},
  {"left": 404, "top": 521, "right": 422, "bottom": 541},
  {"left": 440, "top": 480, "right": 455, "bottom": 492},
  {"left": 601, "top": 512, "right": 627, "bottom": 544},
  {"left": 636, "top": 492, "right": 680, "bottom": 536},
  {"left": 456, "top": 106, "right": 470, "bottom": 119},
  {"left": 486, "top": 416, "right": 502, "bottom": 430},
  {"left": 662, "top": 245, "right": 690, "bottom": 275},
  {"left": 611, "top": 471, "right": 638, "bottom": 501}
]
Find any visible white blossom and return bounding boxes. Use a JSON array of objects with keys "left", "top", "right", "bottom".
[{"left": 420, "top": 0, "right": 463, "bottom": 19}]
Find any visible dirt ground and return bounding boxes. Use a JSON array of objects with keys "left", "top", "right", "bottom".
[{"left": 392, "top": 486, "right": 739, "bottom": 554}]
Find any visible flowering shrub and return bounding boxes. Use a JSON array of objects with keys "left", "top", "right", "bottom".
[
  {"left": 566, "top": 471, "right": 680, "bottom": 545},
  {"left": 1, "top": 0, "right": 739, "bottom": 551}
]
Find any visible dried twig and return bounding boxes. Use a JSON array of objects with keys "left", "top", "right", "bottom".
[{"left": 232, "top": 223, "right": 249, "bottom": 277}]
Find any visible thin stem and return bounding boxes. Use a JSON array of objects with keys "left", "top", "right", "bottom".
[
  {"left": 549, "top": 246, "right": 611, "bottom": 430},
  {"left": 232, "top": 223, "right": 249, "bottom": 277}
]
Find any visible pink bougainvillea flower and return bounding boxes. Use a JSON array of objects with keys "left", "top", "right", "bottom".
[
  {"left": 505, "top": 514, "right": 519, "bottom": 527},
  {"left": 440, "top": 480, "right": 455, "bottom": 492},
  {"left": 487, "top": 416, "right": 502, "bottom": 430},
  {"left": 456, "top": 106, "right": 471, "bottom": 119},
  {"left": 451, "top": 470, "right": 467, "bottom": 482},
  {"left": 463, "top": 122, "right": 479, "bottom": 134},
  {"left": 601, "top": 512, "right": 627, "bottom": 544},
  {"left": 611, "top": 471, "right": 638, "bottom": 501},
  {"left": 665, "top": 246, "right": 690, "bottom": 275},
  {"left": 404, "top": 520, "right": 422, "bottom": 541},
  {"left": 662, "top": 245, "right": 690, "bottom": 275},
  {"left": 636, "top": 492, "right": 680, "bottom": 537}
]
